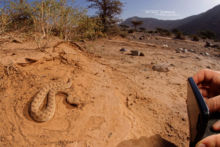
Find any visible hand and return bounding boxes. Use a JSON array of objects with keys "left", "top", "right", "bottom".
[
  {"left": 193, "top": 69, "right": 220, "bottom": 113},
  {"left": 193, "top": 69, "right": 220, "bottom": 147}
]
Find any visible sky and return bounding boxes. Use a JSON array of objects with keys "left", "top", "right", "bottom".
[
  {"left": 73, "top": 0, "right": 220, "bottom": 20},
  {"left": 2, "top": 0, "right": 220, "bottom": 20}
]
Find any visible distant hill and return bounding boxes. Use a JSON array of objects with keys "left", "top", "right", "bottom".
[{"left": 122, "top": 5, "right": 220, "bottom": 38}]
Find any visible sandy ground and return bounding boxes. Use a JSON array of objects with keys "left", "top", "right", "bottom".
[{"left": 0, "top": 33, "right": 220, "bottom": 147}]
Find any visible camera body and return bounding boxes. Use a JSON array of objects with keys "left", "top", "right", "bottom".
[{"left": 187, "top": 77, "right": 219, "bottom": 146}]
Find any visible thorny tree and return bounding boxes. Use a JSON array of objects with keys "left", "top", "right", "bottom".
[
  {"left": 87, "top": 0, "right": 123, "bottom": 32},
  {"left": 131, "top": 20, "right": 143, "bottom": 31}
]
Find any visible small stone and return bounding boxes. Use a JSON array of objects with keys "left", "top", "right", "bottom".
[
  {"left": 183, "top": 49, "right": 188, "bottom": 53},
  {"left": 205, "top": 52, "right": 210, "bottom": 56},
  {"left": 139, "top": 36, "right": 145, "bottom": 40},
  {"left": 170, "top": 64, "right": 175, "bottom": 67},
  {"left": 12, "top": 38, "right": 22, "bottom": 43},
  {"left": 130, "top": 50, "right": 139, "bottom": 56},
  {"left": 152, "top": 64, "right": 169, "bottom": 72},
  {"left": 151, "top": 62, "right": 155, "bottom": 65},
  {"left": 162, "top": 44, "right": 169, "bottom": 48},
  {"left": 196, "top": 57, "right": 201, "bottom": 60},
  {"left": 176, "top": 48, "right": 184, "bottom": 53},
  {"left": 189, "top": 49, "right": 195, "bottom": 53},
  {"left": 179, "top": 48, "right": 183, "bottom": 51},
  {"left": 130, "top": 50, "right": 144, "bottom": 56},
  {"left": 139, "top": 52, "right": 145, "bottom": 56},
  {"left": 120, "top": 48, "right": 128, "bottom": 52}
]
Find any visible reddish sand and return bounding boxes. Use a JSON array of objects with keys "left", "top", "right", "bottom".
[{"left": 0, "top": 33, "right": 219, "bottom": 147}]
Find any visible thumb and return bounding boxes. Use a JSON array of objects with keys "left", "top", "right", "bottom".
[
  {"left": 212, "top": 120, "right": 220, "bottom": 131},
  {"left": 206, "top": 95, "right": 220, "bottom": 113}
]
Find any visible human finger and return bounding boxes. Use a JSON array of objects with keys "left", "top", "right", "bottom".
[
  {"left": 212, "top": 120, "right": 220, "bottom": 131},
  {"left": 206, "top": 95, "right": 220, "bottom": 113},
  {"left": 196, "top": 134, "right": 220, "bottom": 147},
  {"left": 193, "top": 69, "right": 215, "bottom": 85}
]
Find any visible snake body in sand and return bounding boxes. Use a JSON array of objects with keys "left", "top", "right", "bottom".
[{"left": 30, "top": 79, "right": 73, "bottom": 122}]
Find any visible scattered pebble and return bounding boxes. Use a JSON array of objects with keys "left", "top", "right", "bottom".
[
  {"left": 139, "top": 36, "right": 145, "bottom": 40},
  {"left": 120, "top": 48, "right": 128, "bottom": 52},
  {"left": 183, "top": 49, "right": 188, "bottom": 53},
  {"left": 170, "top": 64, "right": 175, "bottom": 67},
  {"left": 12, "top": 38, "right": 22, "bottom": 43},
  {"left": 205, "top": 52, "right": 210, "bottom": 56},
  {"left": 206, "top": 66, "right": 211, "bottom": 69},
  {"left": 200, "top": 52, "right": 210, "bottom": 56},
  {"left": 188, "top": 49, "right": 195, "bottom": 53},
  {"left": 152, "top": 64, "right": 169, "bottom": 72},
  {"left": 130, "top": 50, "right": 145, "bottom": 56},
  {"left": 162, "top": 44, "right": 169, "bottom": 48}
]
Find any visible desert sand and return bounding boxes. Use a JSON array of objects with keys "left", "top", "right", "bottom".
[{"left": 0, "top": 33, "right": 220, "bottom": 147}]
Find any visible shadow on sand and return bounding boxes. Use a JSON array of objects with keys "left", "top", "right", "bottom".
[{"left": 117, "top": 134, "right": 177, "bottom": 147}]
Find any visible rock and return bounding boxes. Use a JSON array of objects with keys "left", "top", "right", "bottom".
[
  {"left": 215, "top": 54, "right": 220, "bottom": 58},
  {"left": 176, "top": 50, "right": 180, "bottom": 53},
  {"left": 170, "top": 64, "right": 175, "bottom": 67},
  {"left": 139, "top": 36, "right": 145, "bottom": 40},
  {"left": 211, "top": 44, "right": 220, "bottom": 49},
  {"left": 162, "top": 44, "right": 169, "bottom": 48},
  {"left": 12, "top": 38, "right": 22, "bottom": 43},
  {"left": 78, "top": 39, "right": 86, "bottom": 43},
  {"left": 205, "top": 41, "right": 211, "bottom": 48},
  {"left": 176, "top": 48, "right": 184, "bottom": 53},
  {"left": 179, "top": 48, "right": 183, "bottom": 51},
  {"left": 206, "top": 66, "right": 211, "bottom": 69},
  {"left": 183, "top": 49, "right": 188, "bottom": 53},
  {"left": 205, "top": 52, "right": 210, "bottom": 56},
  {"left": 151, "top": 62, "right": 155, "bottom": 65},
  {"left": 130, "top": 50, "right": 144, "bottom": 56},
  {"left": 195, "top": 57, "right": 201, "bottom": 60},
  {"left": 188, "top": 49, "right": 195, "bottom": 53},
  {"left": 200, "top": 52, "right": 210, "bottom": 56},
  {"left": 139, "top": 52, "right": 145, "bottom": 56},
  {"left": 205, "top": 41, "right": 220, "bottom": 49},
  {"left": 120, "top": 48, "right": 128, "bottom": 52},
  {"left": 152, "top": 64, "right": 169, "bottom": 72}
]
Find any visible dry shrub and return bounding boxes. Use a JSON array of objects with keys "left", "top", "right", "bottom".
[
  {"left": 175, "top": 32, "right": 185, "bottom": 40},
  {"left": 75, "top": 17, "right": 106, "bottom": 40},
  {"left": 0, "top": 0, "right": 104, "bottom": 41},
  {"left": 191, "top": 35, "right": 199, "bottom": 41}
]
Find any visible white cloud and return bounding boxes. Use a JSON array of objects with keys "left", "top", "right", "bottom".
[{"left": 145, "top": 10, "right": 178, "bottom": 17}]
